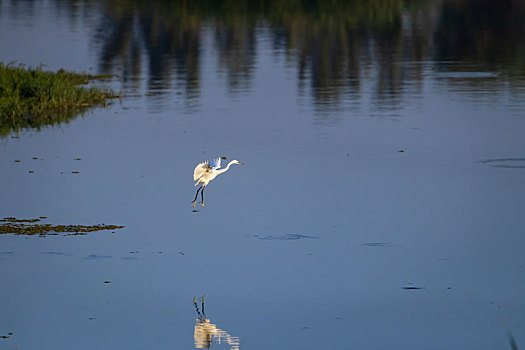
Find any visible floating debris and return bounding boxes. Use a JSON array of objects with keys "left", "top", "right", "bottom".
[
  {"left": 402, "top": 286, "right": 424, "bottom": 290},
  {"left": 0, "top": 217, "right": 124, "bottom": 236},
  {"left": 14, "top": 160, "right": 21, "bottom": 162},
  {"left": 28, "top": 170, "right": 34, "bottom": 173},
  {"left": 72, "top": 171, "right": 79, "bottom": 174},
  {"left": 398, "top": 150, "right": 405, "bottom": 153},
  {"left": 104, "top": 280, "right": 111, "bottom": 284}
]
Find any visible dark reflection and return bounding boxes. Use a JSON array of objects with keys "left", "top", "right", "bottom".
[
  {"left": 1, "top": 107, "right": 86, "bottom": 136},
  {"left": 89, "top": 0, "right": 437, "bottom": 112},
  {"left": 193, "top": 296, "right": 240, "bottom": 350},
  {"left": 432, "top": 0, "right": 525, "bottom": 95},
  {"left": 95, "top": 1, "right": 201, "bottom": 101},
  {"left": 434, "top": 0, "right": 525, "bottom": 74},
  {"left": 4, "top": 0, "right": 525, "bottom": 113}
]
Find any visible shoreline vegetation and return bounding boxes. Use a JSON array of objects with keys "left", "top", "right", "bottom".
[{"left": 0, "top": 63, "right": 120, "bottom": 136}]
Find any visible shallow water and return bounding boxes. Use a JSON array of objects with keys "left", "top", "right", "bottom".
[{"left": 1, "top": 0, "right": 525, "bottom": 349}]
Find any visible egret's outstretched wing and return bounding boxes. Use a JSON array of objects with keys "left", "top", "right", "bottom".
[
  {"left": 209, "top": 157, "right": 221, "bottom": 170},
  {"left": 193, "top": 161, "right": 212, "bottom": 181}
]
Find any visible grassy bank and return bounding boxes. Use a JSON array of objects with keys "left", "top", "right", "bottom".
[{"left": 0, "top": 63, "right": 119, "bottom": 135}]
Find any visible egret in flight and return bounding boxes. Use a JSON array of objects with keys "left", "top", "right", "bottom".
[{"left": 193, "top": 157, "right": 244, "bottom": 207}]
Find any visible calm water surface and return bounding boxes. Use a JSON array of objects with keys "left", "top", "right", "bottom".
[{"left": 1, "top": 1, "right": 525, "bottom": 349}]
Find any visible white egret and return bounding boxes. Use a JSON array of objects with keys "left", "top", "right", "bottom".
[{"left": 192, "top": 157, "right": 244, "bottom": 207}]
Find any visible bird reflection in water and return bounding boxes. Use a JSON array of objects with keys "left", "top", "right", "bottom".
[
  {"left": 193, "top": 296, "right": 240, "bottom": 350},
  {"left": 192, "top": 158, "right": 244, "bottom": 207}
]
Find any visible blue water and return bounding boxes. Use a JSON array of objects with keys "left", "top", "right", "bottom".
[{"left": 1, "top": 1, "right": 525, "bottom": 349}]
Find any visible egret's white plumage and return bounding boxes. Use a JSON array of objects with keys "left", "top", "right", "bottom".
[
  {"left": 192, "top": 158, "right": 243, "bottom": 207},
  {"left": 193, "top": 158, "right": 221, "bottom": 185}
]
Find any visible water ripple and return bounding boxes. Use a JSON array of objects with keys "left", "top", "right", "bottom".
[
  {"left": 249, "top": 234, "right": 320, "bottom": 241},
  {"left": 479, "top": 158, "right": 525, "bottom": 169}
]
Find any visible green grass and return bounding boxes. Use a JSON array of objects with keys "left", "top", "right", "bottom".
[{"left": 0, "top": 63, "right": 120, "bottom": 135}]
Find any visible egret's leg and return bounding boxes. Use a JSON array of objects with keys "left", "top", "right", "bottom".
[
  {"left": 193, "top": 186, "right": 203, "bottom": 207},
  {"left": 193, "top": 297, "right": 202, "bottom": 318},
  {"left": 200, "top": 187, "right": 205, "bottom": 207}
]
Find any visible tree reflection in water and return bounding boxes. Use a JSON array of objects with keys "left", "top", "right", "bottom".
[{"left": 7, "top": 0, "right": 525, "bottom": 112}]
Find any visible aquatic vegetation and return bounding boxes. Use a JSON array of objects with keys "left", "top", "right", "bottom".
[
  {"left": 0, "top": 217, "right": 124, "bottom": 236},
  {"left": 0, "top": 63, "right": 120, "bottom": 136}
]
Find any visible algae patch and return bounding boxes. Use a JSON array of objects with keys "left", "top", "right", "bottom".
[{"left": 0, "top": 217, "right": 124, "bottom": 236}]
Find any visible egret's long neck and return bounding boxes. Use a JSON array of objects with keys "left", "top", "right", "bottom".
[{"left": 216, "top": 161, "right": 236, "bottom": 175}]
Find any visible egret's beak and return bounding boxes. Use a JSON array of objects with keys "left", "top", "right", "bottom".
[{"left": 240, "top": 162, "right": 245, "bottom": 165}]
